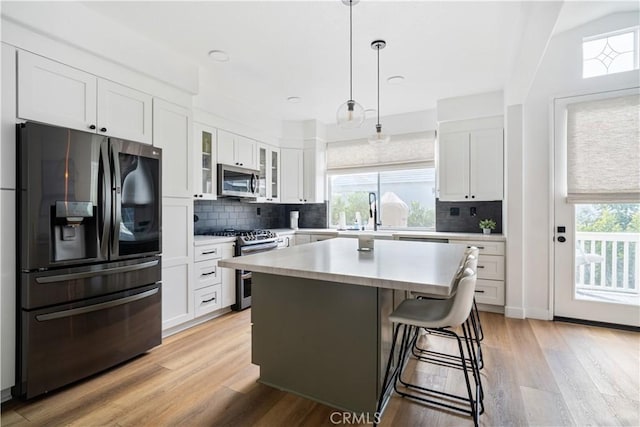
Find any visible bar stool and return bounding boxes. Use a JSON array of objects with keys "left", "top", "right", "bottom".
[
  {"left": 376, "top": 268, "right": 483, "bottom": 427},
  {"left": 411, "top": 248, "right": 484, "bottom": 370}
]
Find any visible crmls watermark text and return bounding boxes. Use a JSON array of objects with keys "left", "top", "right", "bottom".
[{"left": 329, "top": 412, "right": 381, "bottom": 425}]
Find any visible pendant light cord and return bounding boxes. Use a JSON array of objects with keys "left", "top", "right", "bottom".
[
  {"left": 349, "top": 0, "right": 353, "bottom": 101},
  {"left": 377, "top": 45, "right": 380, "bottom": 126}
]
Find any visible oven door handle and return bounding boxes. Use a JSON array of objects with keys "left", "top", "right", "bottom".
[{"left": 240, "top": 241, "right": 279, "bottom": 254}]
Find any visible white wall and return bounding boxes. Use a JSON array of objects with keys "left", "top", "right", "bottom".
[
  {"left": 437, "top": 91, "right": 504, "bottom": 122},
  {"left": 520, "top": 11, "right": 640, "bottom": 319}
]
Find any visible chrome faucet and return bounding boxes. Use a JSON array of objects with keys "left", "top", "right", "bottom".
[{"left": 369, "top": 192, "right": 380, "bottom": 231}]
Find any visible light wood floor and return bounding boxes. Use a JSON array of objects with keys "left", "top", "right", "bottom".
[{"left": 2, "top": 310, "right": 639, "bottom": 426}]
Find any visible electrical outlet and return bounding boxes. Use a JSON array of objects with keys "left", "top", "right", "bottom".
[
  {"left": 450, "top": 207, "right": 460, "bottom": 216},
  {"left": 470, "top": 207, "right": 477, "bottom": 217},
  {"left": 257, "top": 207, "right": 261, "bottom": 216}
]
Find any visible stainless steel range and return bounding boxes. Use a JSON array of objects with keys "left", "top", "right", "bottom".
[{"left": 204, "top": 229, "right": 278, "bottom": 310}]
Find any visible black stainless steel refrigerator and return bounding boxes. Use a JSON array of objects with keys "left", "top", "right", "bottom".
[{"left": 13, "top": 122, "right": 163, "bottom": 399}]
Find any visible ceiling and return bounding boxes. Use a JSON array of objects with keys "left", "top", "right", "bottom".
[{"left": 80, "top": 1, "right": 638, "bottom": 125}]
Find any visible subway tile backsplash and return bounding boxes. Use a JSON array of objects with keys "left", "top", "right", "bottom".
[
  {"left": 194, "top": 199, "right": 327, "bottom": 234},
  {"left": 435, "top": 199, "right": 503, "bottom": 234}
]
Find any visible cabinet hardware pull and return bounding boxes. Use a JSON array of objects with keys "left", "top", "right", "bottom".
[
  {"left": 465, "top": 195, "right": 469, "bottom": 198},
  {"left": 202, "top": 296, "right": 217, "bottom": 303},
  {"left": 100, "top": 127, "right": 107, "bottom": 132},
  {"left": 201, "top": 270, "right": 216, "bottom": 276},
  {"left": 202, "top": 250, "right": 217, "bottom": 255},
  {"left": 475, "top": 290, "right": 485, "bottom": 293},
  {"left": 467, "top": 245, "right": 485, "bottom": 250},
  {"left": 471, "top": 195, "right": 475, "bottom": 198},
  {"left": 89, "top": 124, "right": 96, "bottom": 130},
  {"left": 477, "top": 265, "right": 485, "bottom": 269}
]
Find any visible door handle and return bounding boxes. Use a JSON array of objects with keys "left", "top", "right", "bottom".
[{"left": 557, "top": 236, "right": 566, "bottom": 243}]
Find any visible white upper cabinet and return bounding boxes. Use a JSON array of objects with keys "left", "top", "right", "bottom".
[
  {"left": 153, "top": 98, "right": 192, "bottom": 198},
  {"left": 217, "top": 129, "right": 257, "bottom": 170},
  {"left": 96, "top": 79, "right": 152, "bottom": 144},
  {"left": 469, "top": 128, "right": 504, "bottom": 201},
  {"left": 18, "top": 50, "right": 97, "bottom": 133},
  {"left": 17, "top": 50, "right": 152, "bottom": 144},
  {"left": 281, "top": 148, "right": 305, "bottom": 203},
  {"left": 257, "top": 143, "right": 280, "bottom": 203},
  {"left": 193, "top": 123, "right": 217, "bottom": 200},
  {"left": 303, "top": 143, "right": 326, "bottom": 203},
  {"left": 438, "top": 132, "right": 470, "bottom": 201},
  {"left": 438, "top": 120, "right": 503, "bottom": 201}
]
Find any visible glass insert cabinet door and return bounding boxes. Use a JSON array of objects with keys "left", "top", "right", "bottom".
[
  {"left": 270, "top": 148, "right": 280, "bottom": 202},
  {"left": 257, "top": 144, "right": 280, "bottom": 202},
  {"left": 258, "top": 145, "right": 267, "bottom": 198},
  {"left": 194, "top": 124, "right": 217, "bottom": 199}
]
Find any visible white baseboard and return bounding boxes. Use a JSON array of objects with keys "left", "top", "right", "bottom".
[
  {"left": 504, "top": 306, "right": 525, "bottom": 319},
  {"left": 162, "top": 307, "right": 232, "bottom": 339},
  {"left": 525, "top": 307, "right": 552, "bottom": 320},
  {"left": 1, "top": 387, "right": 12, "bottom": 403},
  {"left": 476, "top": 303, "right": 504, "bottom": 314}
]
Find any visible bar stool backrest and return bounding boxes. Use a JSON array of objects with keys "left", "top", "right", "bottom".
[{"left": 438, "top": 268, "right": 477, "bottom": 327}]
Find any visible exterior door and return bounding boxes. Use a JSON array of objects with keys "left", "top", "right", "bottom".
[{"left": 553, "top": 89, "right": 640, "bottom": 327}]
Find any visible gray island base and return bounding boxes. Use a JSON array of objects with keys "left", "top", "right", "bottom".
[
  {"left": 218, "top": 238, "right": 467, "bottom": 415},
  {"left": 252, "top": 272, "right": 395, "bottom": 414}
]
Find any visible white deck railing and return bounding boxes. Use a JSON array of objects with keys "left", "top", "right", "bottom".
[{"left": 576, "top": 232, "right": 639, "bottom": 294}]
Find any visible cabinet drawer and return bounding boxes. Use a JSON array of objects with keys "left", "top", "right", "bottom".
[
  {"left": 474, "top": 279, "right": 505, "bottom": 305},
  {"left": 194, "top": 259, "right": 220, "bottom": 290},
  {"left": 194, "top": 244, "right": 222, "bottom": 262},
  {"left": 476, "top": 255, "right": 504, "bottom": 280},
  {"left": 194, "top": 285, "right": 222, "bottom": 317},
  {"left": 455, "top": 240, "right": 504, "bottom": 256}
]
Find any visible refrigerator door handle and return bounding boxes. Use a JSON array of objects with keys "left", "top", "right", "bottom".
[
  {"left": 110, "top": 141, "right": 122, "bottom": 258},
  {"left": 99, "top": 139, "right": 111, "bottom": 258},
  {"left": 35, "top": 259, "right": 160, "bottom": 284},
  {"left": 35, "top": 287, "right": 159, "bottom": 321}
]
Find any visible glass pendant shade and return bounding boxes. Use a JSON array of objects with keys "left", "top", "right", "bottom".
[
  {"left": 368, "top": 124, "right": 390, "bottom": 145},
  {"left": 337, "top": 99, "right": 365, "bottom": 129}
]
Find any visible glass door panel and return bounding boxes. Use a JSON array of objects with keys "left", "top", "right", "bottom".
[
  {"left": 271, "top": 150, "right": 279, "bottom": 200},
  {"left": 201, "top": 131, "right": 213, "bottom": 195},
  {"left": 258, "top": 146, "right": 267, "bottom": 198},
  {"left": 116, "top": 142, "right": 161, "bottom": 258}
]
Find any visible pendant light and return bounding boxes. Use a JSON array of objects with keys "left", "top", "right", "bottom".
[
  {"left": 336, "top": 0, "right": 365, "bottom": 129},
  {"left": 368, "top": 40, "right": 390, "bottom": 145}
]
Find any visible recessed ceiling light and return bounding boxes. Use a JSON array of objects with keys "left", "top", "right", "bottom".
[
  {"left": 287, "top": 96, "right": 301, "bottom": 103},
  {"left": 387, "top": 75, "right": 405, "bottom": 85},
  {"left": 208, "top": 50, "right": 229, "bottom": 62}
]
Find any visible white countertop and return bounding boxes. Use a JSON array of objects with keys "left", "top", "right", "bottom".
[
  {"left": 194, "top": 235, "right": 236, "bottom": 245},
  {"left": 218, "top": 238, "right": 467, "bottom": 295},
  {"left": 291, "top": 228, "right": 505, "bottom": 242}
]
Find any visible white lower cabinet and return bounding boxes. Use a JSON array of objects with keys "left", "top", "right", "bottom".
[
  {"left": 194, "top": 285, "right": 222, "bottom": 317},
  {"left": 294, "top": 234, "right": 311, "bottom": 245},
  {"left": 161, "top": 197, "right": 194, "bottom": 330},
  {"left": 193, "top": 240, "right": 236, "bottom": 313},
  {"left": 1, "top": 189, "right": 16, "bottom": 392},
  {"left": 451, "top": 238, "right": 505, "bottom": 306}
]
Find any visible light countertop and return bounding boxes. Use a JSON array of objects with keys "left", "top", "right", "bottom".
[
  {"left": 193, "top": 235, "right": 236, "bottom": 245},
  {"left": 290, "top": 228, "right": 505, "bottom": 242},
  {"left": 218, "top": 237, "right": 467, "bottom": 295}
]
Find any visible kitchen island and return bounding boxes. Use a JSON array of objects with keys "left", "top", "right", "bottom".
[{"left": 218, "top": 238, "right": 466, "bottom": 414}]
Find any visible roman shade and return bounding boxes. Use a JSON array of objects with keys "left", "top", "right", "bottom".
[
  {"left": 566, "top": 93, "right": 640, "bottom": 203},
  {"left": 326, "top": 131, "right": 435, "bottom": 171}
]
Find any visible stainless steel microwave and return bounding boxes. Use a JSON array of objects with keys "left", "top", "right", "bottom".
[{"left": 217, "top": 164, "right": 259, "bottom": 198}]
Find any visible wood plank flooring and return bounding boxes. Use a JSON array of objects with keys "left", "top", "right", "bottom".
[{"left": 2, "top": 310, "right": 638, "bottom": 426}]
